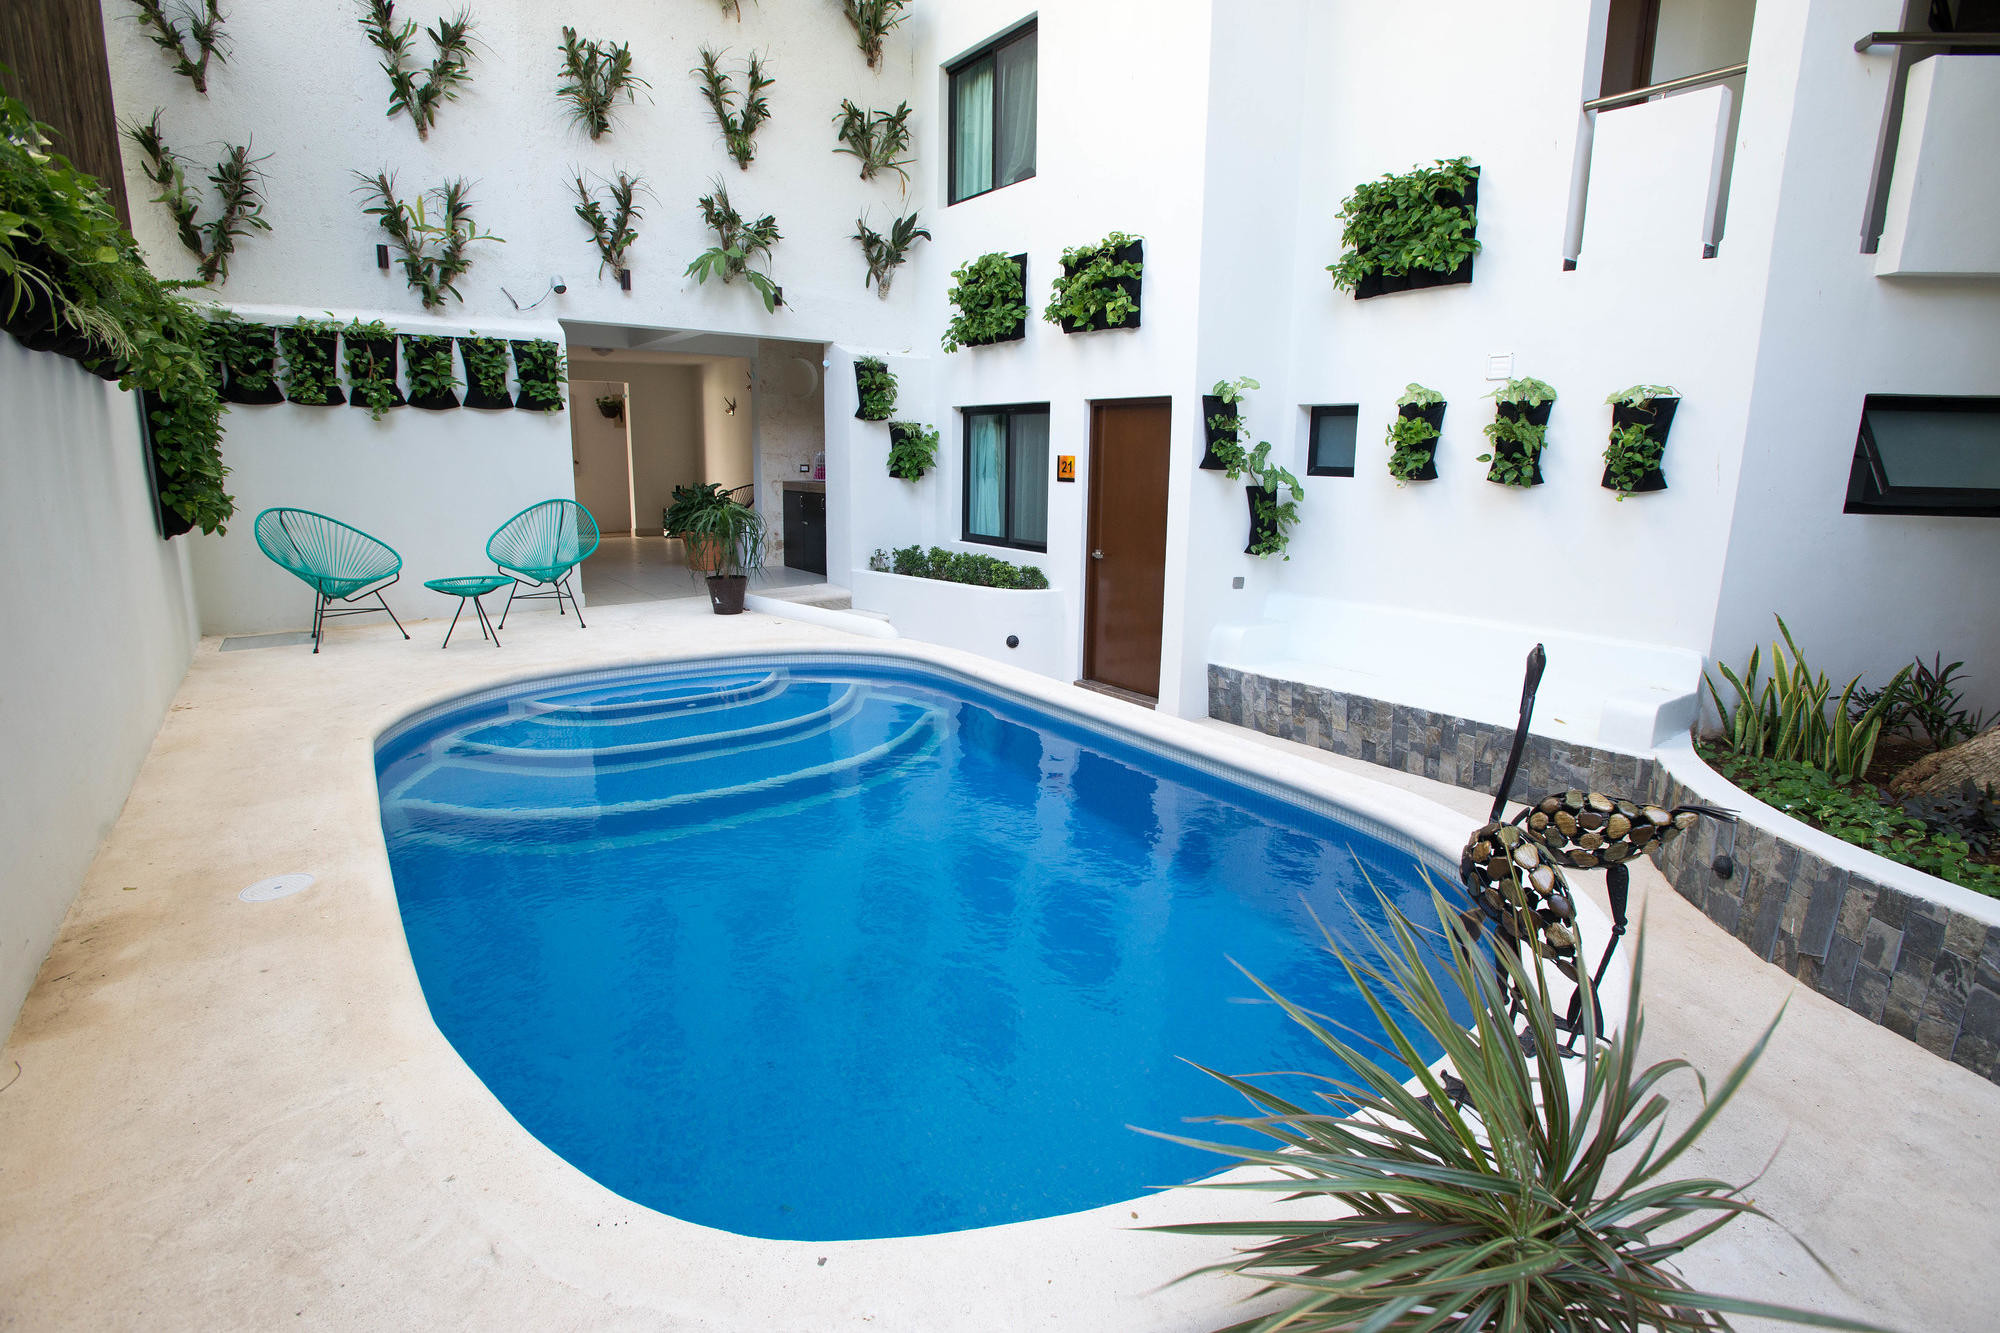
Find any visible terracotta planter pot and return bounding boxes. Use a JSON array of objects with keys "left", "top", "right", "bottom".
[{"left": 680, "top": 531, "right": 724, "bottom": 573}]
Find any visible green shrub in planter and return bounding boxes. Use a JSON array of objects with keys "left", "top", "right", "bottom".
[
  {"left": 868, "top": 544, "right": 1049, "bottom": 590},
  {"left": 1044, "top": 231, "right": 1143, "bottom": 333},
  {"left": 279, "top": 315, "right": 343, "bottom": 405},
  {"left": 1386, "top": 382, "right": 1445, "bottom": 484},
  {"left": 885, "top": 420, "right": 938, "bottom": 481},
  {"left": 403, "top": 333, "right": 460, "bottom": 409},
  {"left": 940, "top": 251, "right": 1027, "bottom": 352},
  {"left": 342, "top": 317, "right": 403, "bottom": 419},
  {"left": 1478, "top": 377, "right": 1557, "bottom": 488},
  {"left": 1602, "top": 383, "right": 1680, "bottom": 499},
  {"left": 459, "top": 332, "right": 511, "bottom": 407},
  {"left": 1327, "top": 156, "right": 1480, "bottom": 299},
  {"left": 512, "top": 338, "right": 567, "bottom": 411},
  {"left": 203, "top": 312, "right": 281, "bottom": 404},
  {"left": 854, "top": 355, "right": 897, "bottom": 420}
]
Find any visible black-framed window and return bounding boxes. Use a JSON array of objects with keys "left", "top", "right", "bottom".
[
  {"left": 948, "top": 22, "right": 1037, "bottom": 205},
  {"left": 1307, "top": 406, "right": 1359, "bottom": 477},
  {"left": 963, "top": 404, "right": 1050, "bottom": 550},
  {"left": 1845, "top": 395, "right": 2000, "bottom": 517}
]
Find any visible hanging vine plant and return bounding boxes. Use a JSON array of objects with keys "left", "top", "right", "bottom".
[
  {"left": 403, "top": 334, "right": 460, "bottom": 410},
  {"left": 354, "top": 172, "right": 502, "bottom": 310},
  {"left": 1328, "top": 157, "right": 1480, "bottom": 300},
  {"left": 840, "top": 0, "right": 909, "bottom": 70},
  {"left": 128, "top": 0, "right": 228, "bottom": 94},
  {"left": 1201, "top": 375, "right": 1257, "bottom": 471},
  {"left": 573, "top": 170, "right": 645, "bottom": 281},
  {"left": 853, "top": 209, "right": 927, "bottom": 298},
  {"left": 940, "top": 252, "right": 1027, "bottom": 352},
  {"left": 556, "top": 26, "right": 649, "bottom": 140},
  {"left": 886, "top": 420, "right": 938, "bottom": 482},
  {"left": 693, "top": 46, "right": 773, "bottom": 170},
  {"left": 343, "top": 317, "right": 404, "bottom": 419},
  {"left": 202, "top": 312, "right": 281, "bottom": 405},
  {"left": 1602, "top": 384, "right": 1681, "bottom": 499},
  {"left": 1386, "top": 382, "right": 1445, "bottom": 484},
  {"left": 512, "top": 339, "right": 567, "bottom": 412},
  {"left": 853, "top": 356, "right": 897, "bottom": 421},
  {"left": 685, "top": 180, "right": 781, "bottom": 312},
  {"left": 279, "top": 315, "right": 343, "bottom": 405},
  {"left": 359, "top": 0, "right": 477, "bottom": 141},
  {"left": 1478, "top": 377, "right": 1557, "bottom": 487},
  {"left": 832, "top": 101, "right": 913, "bottom": 185},
  {"left": 459, "top": 332, "right": 512, "bottom": 408},
  {"left": 1045, "top": 231, "right": 1143, "bottom": 333},
  {"left": 126, "top": 111, "right": 269, "bottom": 286}
]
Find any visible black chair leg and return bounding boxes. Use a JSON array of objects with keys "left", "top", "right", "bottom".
[
  {"left": 564, "top": 574, "right": 587, "bottom": 628},
  {"left": 498, "top": 580, "right": 520, "bottom": 630},
  {"left": 475, "top": 595, "right": 500, "bottom": 647},
  {"left": 375, "top": 590, "right": 410, "bottom": 640},
  {"left": 312, "top": 594, "right": 328, "bottom": 653},
  {"left": 441, "top": 598, "right": 466, "bottom": 649}
]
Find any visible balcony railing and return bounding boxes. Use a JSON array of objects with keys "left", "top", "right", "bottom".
[{"left": 1583, "top": 62, "right": 1749, "bottom": 113}]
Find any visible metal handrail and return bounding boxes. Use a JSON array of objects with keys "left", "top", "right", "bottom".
[
  {"left": 1855, "top": 30, "right": 2000, "bottom": 53},
  {"left": 1583, "top": 62, "right": 1748, "bottom": 112}
]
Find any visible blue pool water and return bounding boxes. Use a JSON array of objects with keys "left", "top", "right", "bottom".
[{"left": 375, "top": 658, "right": 1459, "bottom": 1241}]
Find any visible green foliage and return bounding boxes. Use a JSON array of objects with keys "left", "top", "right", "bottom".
[
  {"left": 1603, "top": 420, "right": 1661, "bottom": 499},
  {"left": 677, "top": 489, "right": 766, "bottom": 577},
  {"left": 360, "top": 0, "right": 476, "bottom": 141},
  {"left": 594, "top": 393, "right": 623, "bottom": 417},
  {"left": 573, "top": 170, "right": 645, "bottom": 276},
  {"left": 833, "top": 100, "right": 914, "bottom": 186},
  {"left": 1704, "top": 750, "right": 2000, "bottom": 898},
  {"left": 886, "top": 421, "right": 938, "bottom": 482},
  {"left": 1489, "top": 376, "right": 1558, "bottom": 407},
  {"left": 852, "top": 209, "right": 927, "bottom": 297},
  {"left": 556, "top": 26, "right": 649, "bottom": 140},
  {"left": 1851, "top": 653, "right": 1992, "bottom": 752},
  {"left": 685, "top": 181, "right": 781, "bottom": 312},
  {"left": 1206, "top": 376, "right": 1260, "bottom": 473},
  {"left": 403, "top": 334, "right": 457, "bottom": 402},
  {"left": 513, "top": 338, "right": 566, "bottom": 412},
  {"left": 125, "top": 110, "right": 268, "bottom": 286},
  {"left": 278, "top": 315, "right": 341, "bottom": 405},
  {"left": 1479, "top": 383, "right": 1556, "bottom": 487},
  {"left": 128, "top": 0, "right": 227, "bottom": 94},
  {"left": 342, "top": 317, "right": 400, "bottom": 420},
  {"left": 1395, "top": 382, "right": 1444, "bottom": 407},
  {"left": 1, "top": 88, "right": 231, "bottom": 532},
  {"left": 1144, "top": 892, "right": 1882, "bottom": 1332},
  {"left": 1243, "top": 450, "right": 1304, "bottom": 559},
  {"left": 693, "top": 46, "right": 772, "bottom": 170},
  {"left": 1703, "top": 616, "right": 1911, "bottom": 786},
  {"left": 1386, "top": 410, "right": 1440, "bottom": 485},
  {"left": 1326, "top": 156, "right": 1480, "bottom": 291},
  {"left": 1900, "top": 780, "right": 1999, "bottom": 860},
  {"left": 663, "top": 481, "right": 746, "bottom": 535},
  {"left": 354, "top": 172, "right": 501, "bottom": 310},
  {"left": 459, "top": 331, "right": 509, "bottom": 401},
  {"left": 1606, "top": 383, "right": 1680, "bottom": 408},
  {"left": 202, "top": 310, "right": 276, "bottom": 394},
  {"left": 1044, "top": 231, "right": 1142, "bottom": 332},
  {"left": 940, "top": 252, "right": 1026, "bottom": 352},
  {"left": 853, "top": 356, "right": 896, "bottom": 420},
  {"left": 869, "top": 544, "right": 1050, "bottom": 590},
  {"left": 840, "top": 0, "right": 909, "bottom": 69}
]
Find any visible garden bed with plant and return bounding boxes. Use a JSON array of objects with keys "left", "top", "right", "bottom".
[{"left": 868, "top": 545, "right": 1048, "bottom": 590}]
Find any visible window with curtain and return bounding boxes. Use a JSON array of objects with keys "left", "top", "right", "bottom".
[
  {"left": 963, "top": 405, "right": 1051, "bottom": 549},
  {"left": 949, "top": 23, "right": 1036, "bottom": 205}
]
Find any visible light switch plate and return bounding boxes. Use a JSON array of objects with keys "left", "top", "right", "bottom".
[
  {"left": 1232, "top": 576, "right": 1245, "bottom": 589},
  {"left": 1485, "top": 353, "right": 1514, "bottom": 380},
  {"left": 798, "top": 463, "right": 809, "bottom": 473}
]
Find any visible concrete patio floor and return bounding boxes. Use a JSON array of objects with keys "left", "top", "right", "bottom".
[{"left": 2, "top": 596, "right": 1995, "bottom": 1330}]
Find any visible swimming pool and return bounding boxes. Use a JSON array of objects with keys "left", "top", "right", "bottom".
[{"left": 375, "top": 656, "right": 1466, "bottom": 1241}]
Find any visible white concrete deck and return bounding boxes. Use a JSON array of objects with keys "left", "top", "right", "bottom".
[{"left": 1, "top": 597, "right": 1995, "bottom": 1330}]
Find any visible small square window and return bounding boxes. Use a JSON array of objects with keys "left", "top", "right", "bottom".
[
  {"left": 1846, "top": 395, "right": 2000, "bottom": 517},
  {"left": 1307, "top": 406, "right": 1359, "bottom": 477},
  {"left": 948, "top": 23, "right": 1037, "bottom": 205}
]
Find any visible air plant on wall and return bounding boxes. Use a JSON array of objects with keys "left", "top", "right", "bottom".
[
  {"left": 852, "top": 210, "right": 928, "bottom": 299},
  {"left": 717, "top": 0, "right": 752, "bottom": 18},
  {"left": 839, "top": 0, "right": 909, "bottom": 71},
  {"left": 354, "top": 171, "right": 503, "bottom": 310},
  {"left": 693, "top": 46, "right": 773, "bottom": 170},
  {"left": 126, "top": 110, "right": 269, "bottom": 285},
  {"left": 832, "top": 100, "right": 914, "bottom": 187},
  {"left": 573, "top": 170, "right": 646, "bottom": 278},
  {"left": 128, "top": 0, "right": 228, "bottom": 94},
  {"left": 360, "top": 0, "right": 477, "bottom": 141},
  {"left": 686, "top": 180, "right": 781, "bottom": 312},
  {"left": 555, "top": 26, "right": 650, "bottom": 140}
]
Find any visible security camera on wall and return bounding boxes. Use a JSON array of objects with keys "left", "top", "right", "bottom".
[{"left": 551, "top": 275, "right": 567, "bottom": 294}]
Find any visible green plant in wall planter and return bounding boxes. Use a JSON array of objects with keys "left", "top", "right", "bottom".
[
  {"left": 1386, "top": 382, "right": 1445, "bottom": 484},
  {"left": 1602, "top": 383, "right": 1681, "bottom": 499},
  {"left": 833, "top": 100, "right": 914, "bottom": 186},
  {"left": 853, "top": 210, "right": 928, "bottom": 298},
  {"left": 360, "top": 0, "right": 477, "bottom": 141},
  {"left": 343, "top": 318, "right": 404, "bottom": 419},
  {"left": 129, "top": 0, "right": 229, "bottom": 94},
  {"left": 595, "top": 392, "right": 624, "bottom": 420},
  {"left": 853, "top": 356, "right": 897, "bottom": 421},
  {"left": 693, "top": 46, "right": 773, "bottom": 170},
  {"left": 886, "top": 420, "right": 938, "bottom": 482},
  {"left": 355, "top": 172, "right": 502, "bottom": 310},
  {"left": 1045, "top": 231, "right": 1143, "bottom": 334},
  {"left": 686, "top": 181, "right": 781, "bottom": 312},
  {"left": 840, "top": 0, "right": 908, "bottom": 70},
  {"left": 556, "top": 26, "right": 649, "bottom": 141},
  {"left": 201, "top": 311, "right": 281, "bottom": 405},
  {"left": 1327, "top": 156, "right": 1480, "bottom": 300},
  {"left": 1478, "top": 376, "right": 1557, "bottom": 487},
  {"left": 940, "top": 252, "right": 1027, "bottom": 352},
  {"left": 126, "top": 111, "right": 269, "bottom": 286},
  {"left": 1200, "top": 375, "right": 1257, "bottom": 471},
  {"left": 458, "top": 332, "right": 511, "bottom": 408},
  {"left": 1202, "top": 378, "right": 1303, "bottom": 556},
  {"left": 403, "top": 334, "right": 460, "bottom": 410},
  {"left": 574, "top": 170, "right": 645, "bottom": 283},
  {"left": 279, "top": 315, "right": 344, "bottom": 405},
  {"left": 511, "top": 339, "right": 566, "bottom": 412}
]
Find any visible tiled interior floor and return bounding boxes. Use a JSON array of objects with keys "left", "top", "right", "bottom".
[{"left": 580, "top": 534, "right": 828, "bottom": 607}]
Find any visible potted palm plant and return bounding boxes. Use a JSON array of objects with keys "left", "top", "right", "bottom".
[
  {"left": 678, "top": 489, "right": 767, "bottom": 614},
  {"left": 664, "top": 482, "right": 739, "bottom": 574}
]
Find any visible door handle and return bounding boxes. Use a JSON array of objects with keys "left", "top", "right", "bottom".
[{"left": 1091, "top": 549, "right": 1104, "bottom": 559}]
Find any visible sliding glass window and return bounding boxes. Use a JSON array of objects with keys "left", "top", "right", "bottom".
[
  {"left": 949, "top": 23, "right": 1037, "bottom": 204},
  {"left": 963, "top": 405, "right": 1049, "bottom": 550}
]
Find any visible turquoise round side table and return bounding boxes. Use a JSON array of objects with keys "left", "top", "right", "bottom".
[{"left": 424, "top": 574, "right": 513, "bottom": 648}]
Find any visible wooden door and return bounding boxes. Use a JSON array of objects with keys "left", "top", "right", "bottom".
[{"left": 1084, "top": 399, "right": 1171, "bottom": 699}]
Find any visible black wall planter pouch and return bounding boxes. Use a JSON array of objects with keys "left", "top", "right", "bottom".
[
  {"left": 460, "top": 338, "right": 514, "bottom": 409},
  {"left": 222, "top": 327, "right": 283, "bottom": 405},
  {"left": 284, "top": 332, "right": 345, "bottom": 405},
  {"left": 404, "top": 337, "right": 461, "bottom": 410},
  {"left": 1351, "top": 173, "right": 1479, "bottom": 302},
  {"left": 1057, "top": 239, "right": 1144, "bottom": 334},
  {"left": 1396, "top": 401, "right": 1446, "bottom": 481},
  {"left": 511, "top": 340, "right": 565, "bottom": 411},
  {"left": 1200, "top": 394, "right": 1235, "bottom": 471},
  {"left": 964, "top": 253, "right": 1030, "bottom": 347},
  {"left": 1489, "top": 398, "right": 1550, "bottom": 486},
  {"left": 853, "top": 361, "right": 894, "bottom": 420},
  {"left": 1602, "top": 397, "right": 1678, "bottom": 494},
  {"left": 1246, "top": 485, "right": 1278, "bottom": 553},
  {"left": 346, "top": 338, "right": 405, "bottom": 410},
  {"left": 140, "top": 389, "right": 196, "bottom": 540}
]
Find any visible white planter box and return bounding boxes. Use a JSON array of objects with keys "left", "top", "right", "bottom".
[{"left": 850, "top": 569, "right": 1068, "bottom": 679}]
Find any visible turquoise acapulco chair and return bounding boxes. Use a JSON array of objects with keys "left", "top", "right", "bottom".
[
  {"left": 252, "top": 507, "right": 412, "bottom": 653},
  {"left": 487, "top": 498, "right": 601, "bottom": 629}
]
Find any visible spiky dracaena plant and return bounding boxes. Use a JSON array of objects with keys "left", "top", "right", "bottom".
[
  {"left": 555, "top": 26, "right": 649, "bottom": 140},
  {"left": 125, "top": 111, "right": 269, "bottom": 286},
  {"left": 852, "top": 210, "right": 928, "bottom": 298},
  {"left": 832, "top": 100, "right": 914, "bottom": 187},
  {"left": 1144, "top": 893, "right": 1883, "bottom": 1333},
  {"left": 693, "top": 46, "right": 773, "bottom": 170},
  {"left": 128, "top": 0, "right": 228, "bottom": 94},
  {"left": 840, "top": 0, "right": 909, "bottom": 70},
  {"left": 353, "top": 172, "right": 502, "bottom": 310},
  {"left": 573, "top": 170, "right": 646, "bottom": 276},
  {"left": 685, "top": 181, "right": 781, "bottom": 312},
  {"left": 359, "top": 0, "right": 476, "bottom": 141}
]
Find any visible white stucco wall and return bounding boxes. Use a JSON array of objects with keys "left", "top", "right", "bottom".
[{"left": 0, "top": 340, "right": 199, "bottom": 1035}]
